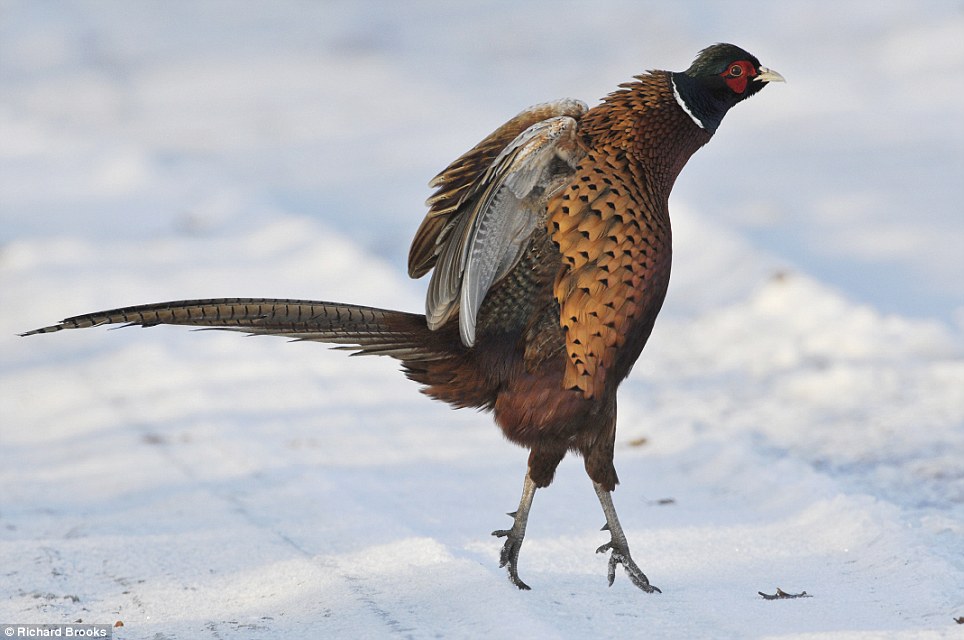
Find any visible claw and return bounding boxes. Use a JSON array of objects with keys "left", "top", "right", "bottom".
[
  {"left": 593, "top": 483, "right": 661, "bottom": 593},
  {"left": 492, "top": 474, "right": 537, "bottom": 590},
  {"left": 608, "top": 552, "right": 618, "bottom": 587},
  {"left": 492, "top": 525, "right": 531, "bottom": 590},
  {"left": 601, "top": 544, "right": 661, "bottom": 593}
]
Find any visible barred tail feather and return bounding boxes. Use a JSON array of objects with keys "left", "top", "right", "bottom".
[
  {"left": 21, "top": 298, "right": 449, "bottom": 361},
  {"left": 22, "top": 297, "right": 500, "bottom": 408}
]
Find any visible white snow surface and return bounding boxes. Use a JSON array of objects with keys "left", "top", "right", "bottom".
[{"left": 1, "top": 2, "right": 963, "bottom": 638}]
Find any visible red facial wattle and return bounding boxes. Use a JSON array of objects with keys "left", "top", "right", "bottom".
[{"left": 721, "top": 60, "right": 757, "bottom": 94}]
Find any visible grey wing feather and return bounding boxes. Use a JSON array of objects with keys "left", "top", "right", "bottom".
[{"left": 425, "top": 111, "right": 586, "bottom": 346}]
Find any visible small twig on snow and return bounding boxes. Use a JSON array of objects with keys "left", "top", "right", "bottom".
[{"left": 758, "top": 588, "right": 812, "bottom": 600}]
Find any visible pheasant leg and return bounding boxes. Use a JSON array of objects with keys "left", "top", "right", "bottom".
[
  {"left": 593, "top": 482, "right": 661, "bottom": 593},
  {"left": 491, "top": 473, "right": 537, "bottom": 590}
]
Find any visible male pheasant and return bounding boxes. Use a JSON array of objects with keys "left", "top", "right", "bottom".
[{"left": 24, "top": 44, "right": 783, "bottom": 592}]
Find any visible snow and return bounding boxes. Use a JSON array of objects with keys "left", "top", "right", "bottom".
[{"left": 1, "top": 1, "right": 962, "bottom": 638}]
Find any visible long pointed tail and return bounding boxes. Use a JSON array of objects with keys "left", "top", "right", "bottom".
[{"left": 21, "top": 298, "right": 449, "bottom": 361}]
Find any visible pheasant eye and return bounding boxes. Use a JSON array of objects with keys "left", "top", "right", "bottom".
[{"left": 729, "top": 64, "right": 743, "bottom": 77}]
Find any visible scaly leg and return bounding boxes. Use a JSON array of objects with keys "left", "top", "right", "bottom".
[
  {"left": 593, "top": 482, "right": 661, "bottom": 593},
  {"left": 491, "top": 473, "right": 537, "bottom": 590}
]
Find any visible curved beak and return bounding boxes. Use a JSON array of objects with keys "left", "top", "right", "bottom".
[{"left": 755, "top": 66, "right": 786, "bottom": 83}]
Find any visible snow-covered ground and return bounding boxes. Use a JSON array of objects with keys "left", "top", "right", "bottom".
[{"left": 1, "top": 1, "right": 962, "bottom": 638}]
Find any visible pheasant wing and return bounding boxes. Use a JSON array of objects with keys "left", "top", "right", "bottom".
[
  {"left": 409, "top": 98, "right": 587, "bottom": 279},
  {"left": 416, "top": 101, "right": 588, "bottom": 345}
]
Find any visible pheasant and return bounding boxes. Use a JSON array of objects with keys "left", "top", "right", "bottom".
[{"left": 23, "top": 43, "right": 783, "bottom": 592}]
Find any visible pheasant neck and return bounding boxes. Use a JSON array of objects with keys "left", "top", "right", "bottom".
[{"left": 581, "top": 71, "right": 714, "bottom": 200}]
